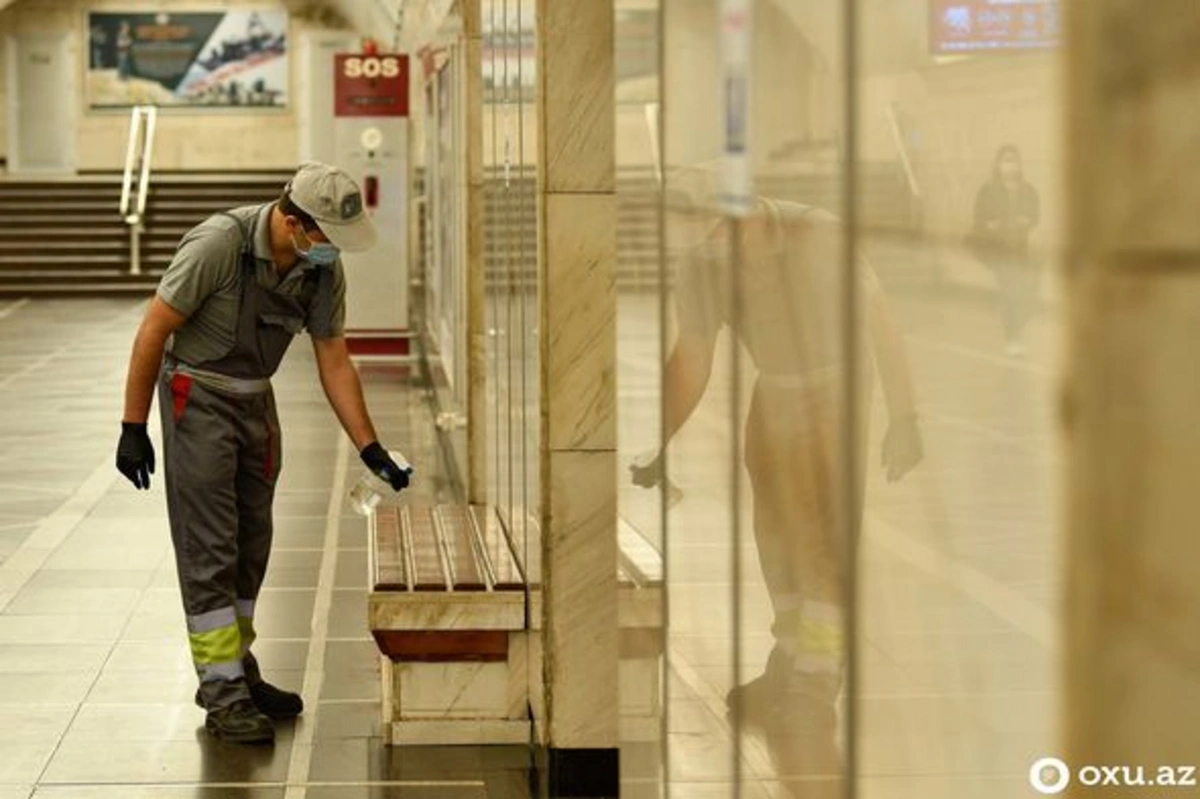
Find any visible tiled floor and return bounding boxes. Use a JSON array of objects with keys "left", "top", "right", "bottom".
[
  {"left": 0, "top": 298, "right": 530, "bottom": 798},
  {"left": 1, "top": 275, "right": 1062, "bottom": 799}
]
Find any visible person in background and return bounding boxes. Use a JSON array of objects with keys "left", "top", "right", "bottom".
[
  {"left": 972, "top": 144, "right": 1041, "bottom": 356},
  {"left": 116, "top": 21, "right": 133, "bottom": 81}
]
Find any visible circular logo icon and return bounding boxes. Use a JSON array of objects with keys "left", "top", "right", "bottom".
[{"left": 1030, "top": 757, "right": 1071, "bottom": 795}]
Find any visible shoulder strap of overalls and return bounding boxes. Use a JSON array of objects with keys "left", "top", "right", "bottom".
[
  {"left": 214, "top": 208, "right": 257, "bottom": 261},
  {"left": 216, "top": 205, "right": 323, "bottom": 311},
  {"left": 299, "top": 264, "right": 324, "bottom": 308}
]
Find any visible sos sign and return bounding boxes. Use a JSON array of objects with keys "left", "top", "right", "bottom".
[{"left": 334, "top": 54, "right": 409, "bottom": 117}]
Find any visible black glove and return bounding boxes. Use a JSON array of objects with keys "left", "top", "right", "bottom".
[
  {"left": 629, "top": 449, "right": 664, "bottom": 489},
  {"left": 360, "top": 442, "right": 411, "bottom": 491},
  {"left": 116, "top": 422, "right": 155, "bottom": 490},
  {"left": 882, "top": 414, "right": 924, "bottom": 482}
]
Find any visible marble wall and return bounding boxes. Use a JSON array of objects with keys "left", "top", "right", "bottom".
[
  {"left": 536, "top": 0, "right": 618, "bottom": 753},
  {"left": 1063, "top": 0, "right": 1200, "bottom": 782}
]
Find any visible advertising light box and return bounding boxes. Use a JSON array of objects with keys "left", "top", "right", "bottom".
[{"left": 930, "top": 1, "right": 1060, "bottom": 55}]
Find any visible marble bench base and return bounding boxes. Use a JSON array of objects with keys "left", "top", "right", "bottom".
[{"left": 380, "top": 630, "right": 531, "bottom": 746}]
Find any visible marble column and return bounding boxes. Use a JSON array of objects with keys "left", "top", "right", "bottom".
[
  {"left": 1063, "top": 1, "right": 1200, "bottom": 792},
  {"left": 463, "top": 0, "right": 488, "bottom": 504},
  {"left": 536, "top": 0, "right": 619, "bottom": 792}
]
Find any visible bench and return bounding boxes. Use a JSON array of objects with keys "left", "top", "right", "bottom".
[
  {"left": 368, "top": 504, "right": 664, "bottom": 746},
  {"left": 368, "top": 504, "right": 530, "bottom": 745},
  {"left": 617, "top": 518, "right": 664, "bottom": 742}
]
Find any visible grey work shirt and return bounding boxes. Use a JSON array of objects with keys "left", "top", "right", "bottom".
[{"left": 157, "top": 203, "right": 347, "bottom": 366}]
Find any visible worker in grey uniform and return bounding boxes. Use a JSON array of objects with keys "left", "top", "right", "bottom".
[{"left": 115, "top": 162, "right": 411, "bottom": 744}]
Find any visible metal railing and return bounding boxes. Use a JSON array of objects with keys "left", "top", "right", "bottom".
[{"left": 119, "top": 105, "right": 158, "bottom": 275}]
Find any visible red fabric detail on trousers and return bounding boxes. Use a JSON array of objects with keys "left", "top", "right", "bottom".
[{"left": 170, "top": 373, "right": 193, "bottom": 422}]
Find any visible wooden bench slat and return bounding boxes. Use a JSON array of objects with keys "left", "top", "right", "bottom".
[
  {"left": 470, "top": 505, "right": 524, "bottom": 591},
  {"left": 438, "top": 505, "right": 487, "bottom": 590},
  {"left": 406, "top": 506, "right": 449, "bottom": 591},
  {"left": 373, "top": 507, "right": 408, "bottom": 591}
]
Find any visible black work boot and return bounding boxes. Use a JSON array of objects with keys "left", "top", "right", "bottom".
[
  {"left": 764, "top": 672, "right": 843, "bottom": 799},
  {"left": 249, "top": 680, "right": 304, "bottom": 720},
  {"left": 726, "top": 646, "right": 793, "bottom": 719},
  {"left": 196, "top": 680, "right": 303, "bottom": 720},
  {"left": 204, "top": 698, "right": 275, "bottom": 744}
]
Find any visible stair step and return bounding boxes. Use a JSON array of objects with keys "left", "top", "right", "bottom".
[
  {"left": 0, "top": 268, "right": 163, "bottom": 279},
  {"left": 0, "top": 254, "right": 129, "bottom": 265},
  {"left": 0, "top": 229, "right": 130, "bottom": 240},
  {"left": 0, "top": 282, "right": 158, "bottom": 297}
]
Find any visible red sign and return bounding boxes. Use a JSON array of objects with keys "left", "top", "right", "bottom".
[
  {"left": 334, "top": 54, "right": 409, "bottom": 117},
  {"left": 930, "top": 1, "right": 1060, "bottom": 55}
]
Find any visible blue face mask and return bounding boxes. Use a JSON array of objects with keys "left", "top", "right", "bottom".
[{"left": 293, "top": 230, "right": 340, "bottom": 266}]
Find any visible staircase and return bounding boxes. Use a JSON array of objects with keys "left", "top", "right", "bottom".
[{"left": 0, "top": 172, "right": 293, "bottom": 297}]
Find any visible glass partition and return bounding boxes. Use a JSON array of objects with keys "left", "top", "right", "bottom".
[
  {"left": 615, "top": 0, "right": 666, "bottom": 794},
  {"left": 631, "top": 0, "right": 1066, "bottom": 796}
]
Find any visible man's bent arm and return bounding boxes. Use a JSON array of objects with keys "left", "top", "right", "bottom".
[
  {"left": 124, "top": 297, "right": 188, "bottom": 423},
  {"left": 313, "top": 336, "right": 378, "bottom": 450},
  {"left": 663, "top": 333, "right": 717, "bottom": 444},
  {"left": 863, "top": 265, "right": 917, "bottom": 419}
]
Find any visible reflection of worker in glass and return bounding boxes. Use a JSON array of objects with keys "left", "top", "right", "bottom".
[
  {"left": 117, "top": 21, "right": 133, "bottom": 81},
  {"left": 632, "top": 196, "right": 923, "bottom": 772}
]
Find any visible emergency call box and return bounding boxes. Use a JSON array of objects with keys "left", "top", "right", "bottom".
[{"left": 333, "top": 53, "right": 410, "bottom": 340}]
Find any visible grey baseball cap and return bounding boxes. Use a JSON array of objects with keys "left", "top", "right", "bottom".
[{"left": 285, "top": 162, "right": 378, "bottom": 252}]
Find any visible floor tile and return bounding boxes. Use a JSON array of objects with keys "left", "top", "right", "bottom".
[
  {"left": 40, "top": 733, "right": 290, "bottom": 785},
  {"left": 313, "top": 701, "right": 380, "bottom": 740},
  {"left": 0, "top": 615, "right": 126, "bottom": 646},
  {"left": 304, "top": 787, "right": 486, "bottom": 799},
  {"left": 0, "top": 705, "right": 77, "bottom": 744},
  {"left": 0, "top": 673, "right": 95, "bottom": 705},
  {"left": 0, "top": 644, "right": 109, "bottom": 674},
  {"left": 0, "top": 741, "right": 57, "bottom": 783},
  {"left": 62, "top": 703, "right": 299, "bottom": 748},
  {"left": 3, "top": 587, "right": 141, "bottom": 617},
  {"left": 33, "top": 789, "right": 282, "bottom": 799}
]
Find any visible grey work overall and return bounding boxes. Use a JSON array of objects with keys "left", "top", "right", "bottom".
[{"left": 158, "top": 209, "right": 330, "bottom": 709}]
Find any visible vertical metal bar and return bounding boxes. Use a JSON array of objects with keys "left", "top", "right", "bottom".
[
  {"left": 119, "top": 106, "right": 140, "bottom": 218},
  {"left": 129, "top": 222, "right": 141, "bottom": 276},
  {"left": 841, "top": 0, "right": 861, "bottom": 795},
  {"left": 728, "top": 217, "right": 743, "bottom": 798},
  {"left": 654, "top": 3, "right": 669, "bottom": 794},
  {"left": 136, "top": 106, "right": 157, "bottom": 218},
  {"left": 718, "top": 0, "right": 752, "bottom": 792}
]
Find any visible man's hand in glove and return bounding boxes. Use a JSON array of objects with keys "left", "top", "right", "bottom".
[
  {"left": 629, "top": 449, "right": 664, "bottom": 489},
  {"left": 881, "top": 413, "right": 923, "bottom": 482},
  {"left": 360, "top": 442, "right": 412, "bottom": 491},
  {"left": 116, "top": 422, "right": 156, "bottom": 490}
]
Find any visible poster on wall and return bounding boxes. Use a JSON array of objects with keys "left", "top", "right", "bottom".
[
  {"left": 930, "top": 0, "right": 1060, "bottom": 54},
  {"left": 87, "top": 10, "right": 288, "bottom": 109}
]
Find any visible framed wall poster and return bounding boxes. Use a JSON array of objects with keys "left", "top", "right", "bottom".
[{"left": 87, "top": 9, "right": 289, "bottom": 109}]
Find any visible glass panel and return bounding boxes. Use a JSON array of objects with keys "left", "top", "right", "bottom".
[
  {"left": 855, "top": 1, "right": 1064, "bottom": 797},
  {"left": 517, "top": 0, "right": 539, "bottom": 585},
  {"left": 615, "top": 0, "right": 665, "bottom": 795},
  {"left": 658, "top": 0, "right": 850, "bottom": 795}
]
